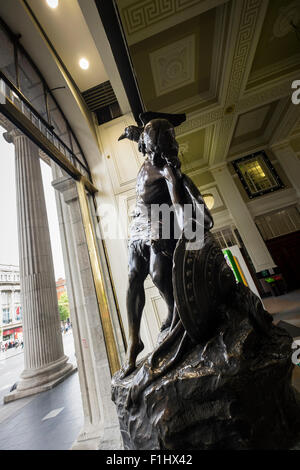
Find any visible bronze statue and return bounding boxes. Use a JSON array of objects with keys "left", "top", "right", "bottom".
[
  {"left": 118, "top": 111, "right": 214, "bottom": 377},
  {"left": 113, "top": 111, "right": 300, "bottom": 451}
]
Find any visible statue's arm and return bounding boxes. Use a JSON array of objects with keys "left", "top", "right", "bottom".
[
  {"left": 181, "top": 174, "right": 214, "bottom": 231},
  {"left": 163, "top": 164, "right": 185, "bottom": 231},
  {"left": 163, "top": 165, "right": 214, "bottom": 232}
]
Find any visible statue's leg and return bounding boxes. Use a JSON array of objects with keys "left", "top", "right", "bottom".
[
  {"left": 121, "top": 243, "right": 149, "bottom": 377},
  {"left": 149, "top": 247, "right": 174, "bottom": 331}
]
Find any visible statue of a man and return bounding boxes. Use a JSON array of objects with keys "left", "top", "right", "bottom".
[{"left": 118, "top": 112, "right": 213, "bottom": 376}]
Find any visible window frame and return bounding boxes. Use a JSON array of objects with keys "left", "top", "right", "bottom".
[{"left": 232, "top": 150, "right": 285, "bottom": 199}]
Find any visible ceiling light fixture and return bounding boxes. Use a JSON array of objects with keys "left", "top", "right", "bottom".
[
  {"left": 79, "top": 58, "right": 89, "bottom": 70},
  {"left": 46, "top": 0, "right": 59, "bottom": 8},
  {"left": 203, "top": 194, "right": 215, "bottom": 211}
]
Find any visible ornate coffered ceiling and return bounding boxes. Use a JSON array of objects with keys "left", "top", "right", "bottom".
[{"left": 116, "top": 0, "right": 300, "bottom": 174}]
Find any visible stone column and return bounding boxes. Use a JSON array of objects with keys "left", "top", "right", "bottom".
[
  {"left": 211, "top": 164, "right": 276, "bottom": 273},
  {"left": 3, "top": 130, "right": 74, "bottom": 402},
  {"left": 52, "top": 173, "right": 122, "bottom": 450}
]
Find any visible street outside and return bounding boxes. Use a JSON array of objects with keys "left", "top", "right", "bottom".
[{"left": 0, "top": 329, "right": 76, "bottom": 405}]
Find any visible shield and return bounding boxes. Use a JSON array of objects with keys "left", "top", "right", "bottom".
[{"left": 172, "top": 231, "right": 236, "bottom": 344}]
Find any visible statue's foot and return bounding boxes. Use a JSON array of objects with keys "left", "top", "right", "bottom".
[
  {"left": 120, "top": 339, "right": 144, "bottom": 379},
  {"left": 120, "top": 361, "right": 136, "bottom": 378}
]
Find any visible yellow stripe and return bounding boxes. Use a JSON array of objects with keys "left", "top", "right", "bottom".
[{"left": 233, "top": 256, "right": 248, "bottom": 287}]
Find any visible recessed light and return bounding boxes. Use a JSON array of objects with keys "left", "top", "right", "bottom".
[
  {"left": 46, "top": 0, "right": 58, "bottom": 8},
  {"left": 79, "top": 58, "right": 89, "bottom": 70}
]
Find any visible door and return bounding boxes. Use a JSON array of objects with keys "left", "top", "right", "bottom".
[{"left": 266, "top": 230, "right": 300, "bottom": 291}]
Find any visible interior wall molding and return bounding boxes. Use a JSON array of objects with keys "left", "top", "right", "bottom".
[{"left": 117, "top": 0, "right": 230, "bottom": 46}]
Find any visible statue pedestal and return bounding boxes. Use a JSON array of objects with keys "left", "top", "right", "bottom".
[{"left": 112, "top": 313, "right": 300, "bottom": 450}]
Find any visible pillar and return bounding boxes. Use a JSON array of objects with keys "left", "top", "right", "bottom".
[
  {"left": 52, "top": 172, "right": 122, "bottom": 450},
  {"left": 211, "top": 164, "right": 276, "bottom": 273},
  {"left": 3, "top": 130, "right": 74, "bottom": 402}
]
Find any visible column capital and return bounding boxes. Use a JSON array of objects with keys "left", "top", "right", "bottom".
[
  {"left": 209, "top": 163, "right": 229, "bottom": 174},
  {"left": 2, "top": 128, "right": 24, "bottom": 144},
  {"left": 52, "top": 176, "right": 79, "bottom": 205},
  {"left": 269, "top": 140, "right": 291, "bottom": 152}
]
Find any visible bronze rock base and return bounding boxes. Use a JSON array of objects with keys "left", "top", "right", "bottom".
[{"left": 112, "top": 309, "right": 300, "bottom": 450}]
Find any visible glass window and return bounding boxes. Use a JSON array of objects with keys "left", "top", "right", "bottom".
[
  {"left": 2, "top": 308, "right": 10, "bottom": 324},
  {"left": 0, "top": 25, "right": 17, "bottom": 86},
  {"left": 255, "top": 205, "right": 300, "bottom": 240},
  {"left": 47, "top": 95, "right": 70, "bottom": 148},
  {"left": 2, "top": 291, "right": 9, "bottom": 304},
  {"left": 213, "top": 227, "right": 237, "bottom": 249},
  {"left": 70, "top": 134, "right": 86, "bottom": 167},
  {"left": 18, "top": 50, "right": 47, "bottom": 119},
  {"left": 233, "top": 151, "right": 284, "bottom": 198}
]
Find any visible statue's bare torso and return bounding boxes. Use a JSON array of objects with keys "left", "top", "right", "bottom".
[
  {"left": 136, "top": 159, "right": 172, "bottom": 204},
  {"left": 131, "top": 158, "right": 174, "bottom": 243}
]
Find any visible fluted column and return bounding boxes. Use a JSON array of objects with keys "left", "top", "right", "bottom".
[{"left": 3, "top": 130, "right": 74, "bottom": 401}]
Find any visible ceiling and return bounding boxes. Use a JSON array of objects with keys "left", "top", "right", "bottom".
[
  {"left": 26, "top": 0, "right": 108, "bottom": 92},
  {"left": 115, "top": 0, "right": 300, "bottom": 169},
  {"left": 0, "top": 0, "right": 299, "bottom": 175}
]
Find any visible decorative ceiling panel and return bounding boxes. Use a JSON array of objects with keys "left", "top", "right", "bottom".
[
  {"left": 128, "top": 7, "right": 216, "bottom": 111},
  {"left": 150, "top": 34, "right": 195, "bottom": 96},
  {"left": 247, "top": 0, "right": 300, "bottom": 90},
  {"left": 115, "top": 0, "right": 229, "bottom": 45}
]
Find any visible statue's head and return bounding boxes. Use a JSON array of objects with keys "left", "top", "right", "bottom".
[
  {"left": 142, "top": 118, "right": 178, "bottom": 163},
  {"left": 118, "top": 111, "right": 186, "bottom": 167}
]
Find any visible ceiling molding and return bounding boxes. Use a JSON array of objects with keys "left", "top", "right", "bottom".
[
  {"left": 247, "top": 53, "right": 300, "bottom": 89},
  {"left": 270, "top": 101, "right": 300, "bottom": 145},
  {"left": 150, "top": 34, "right": 196, "bottom": 97},
  {"left": 247, "top": 187, "right": 299, "bottom": 217},
  {"left": 209, "top": 0, "right": 269, "bottom": 165},
  {"left": 203, "top": 124, "right": 215, "bottom": 164},
  {"left": 237, "top": 78, "right": 294, "bottom": 114},
  {"left": 229, "top": 98, "right": 288, "bottom": 156},
  {"left": 116, "top": 0, "right": 230, "bottom": 46},
  {"left": 176, "top": 105, "right": 223, "bottom": 136},
  {"left": 160, "top": 1, "right": 230, "bottom": 114},
  {"left": 220, "top": 0, "right": 269, "bottom": 107},
  {"left": 209, "top": 113, "right": 237, "bottom": 165}
]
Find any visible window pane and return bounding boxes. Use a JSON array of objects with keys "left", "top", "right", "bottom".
[
  {"left": 18, "top": 50, "right": 47, "bottom": 119},
  {"left": 70, "top": 134, "right": 86, "bottom": 168},
  {"left": 237, "top": 154, "right": 279, "bottom": 196},
  {"left": 0, "top": 25, "right": 17, "bottom": 85},
  {"left": 47, "top": 95, "right": 71, "bottom": 149}
]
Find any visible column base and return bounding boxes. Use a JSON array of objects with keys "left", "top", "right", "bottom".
[
  {"left": 4, "top": 355, "right": 76, "bottom": 403},
  {"left": 71, "top": 423, "right": 123, "bottom": 450}
]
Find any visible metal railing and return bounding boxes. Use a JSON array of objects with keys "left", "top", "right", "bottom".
[{"left": 0, "top": 71, "right": 91, "bottom": 180}]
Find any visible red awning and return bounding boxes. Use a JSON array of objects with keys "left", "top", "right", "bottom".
[{"left": 3, "top": 327, "right": 22, "bottom": 336}]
